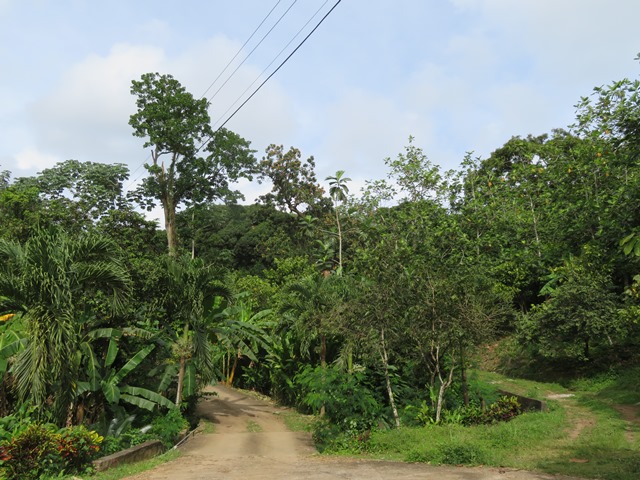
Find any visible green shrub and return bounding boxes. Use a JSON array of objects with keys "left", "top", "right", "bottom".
[
  {"left": 0, "top": 424, "right": 59, "bottom": 480},
  {"left": 150, "top": 408, "right": 189, "bottom": 448},
  {"left": 487, "top": 396, "right": 521, "bottom": 422},
  {"left": 57, "top": 426, "right": 103, "bottom": 473},
  {"left": 461, "top": 396, "right": 522, "bottom": 425},
  {"left": 404, "top": 400, "right": 436, "bottom": 426},
  {"left": 0, "top": 405, "right": 36, "bottom": 443},
  {"left": 295, "top": 365, "right": 382, "bottom": 452},
  {"left": 0, "top": 423, "right": 103, "bottom": 479},
  {"left": 295, "top": 366, "right": 381, "bottom": 433}
]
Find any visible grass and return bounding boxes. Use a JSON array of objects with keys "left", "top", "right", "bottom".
[
  {"left": 246, "top": 420, "right": 263, "bottom": 433},
  {"left": 569, "top": 367, "right": 640, "bottom": 405},
  {"left": 198, "top": 418, "right": 216, "bottom": 434},
  {"left": 87, "top": 449, "right": 182, "bottom": 480},
  {"left": 363, "top": 367, "right": 640, "bottom": 480},
  {"left": 277, "top": 409, "right": 314, "bottom": 432},
  {"left": 367, "top": 407, "right": 567, "bottom": 468}
]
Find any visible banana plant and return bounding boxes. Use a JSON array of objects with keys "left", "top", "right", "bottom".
[
  {"left": 212, "top": 300, "right": 273, "bottom": 386},
  {"left": 75, "top": 327, "right": 173, "bottom": 424}
]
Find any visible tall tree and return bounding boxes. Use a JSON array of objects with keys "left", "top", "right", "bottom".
[
  {"left": 129, "top": 72, "right": 256, "bottom": 256},
  {"left": 162, "top": 256, "right": 230, "bottom": 405},
  {"left": 326, "top": 170, "right": 351, "bottom": 273},
  {"left": 280, "top": 274, "right": 346, "bottom": 369},
  {"left": 258, "top": 144, "right": 328, "bottom": 218},
  {"left": 35, "top": 160, "right": 130, "bottom": 223}
]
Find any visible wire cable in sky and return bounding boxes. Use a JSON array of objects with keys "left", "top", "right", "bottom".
[
  {"left": 201, "top": 0, "right": 342, "bottom": 152},
  {"left": 205, "top": 0, "right": 299, "bottom": 105},
  {"left": 199, "top": 0, "right": 283, "bottom": 99},
  {"left": 211, "top": 0, "right": 329, "bottom": 131},
  {"left": 124, "top": 1, "right": 291, "bottom": 192}
]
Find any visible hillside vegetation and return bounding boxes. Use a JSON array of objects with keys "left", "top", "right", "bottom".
[{"left": 1, "top": 62, "right": 640, "bottom": 479}]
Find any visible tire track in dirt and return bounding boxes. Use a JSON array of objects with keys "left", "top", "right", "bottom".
[
  {"left": 546, "top": 393, "right": 596, "bottom": 441},
  {"left": 612, "top": 403, "right": 640, "bottom": 444},
  {"left": 123, "top": 385, "right": 585, "bottom": 480}
]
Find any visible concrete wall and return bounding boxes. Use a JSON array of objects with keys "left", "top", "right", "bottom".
[
  {"left": 93, "top": 440, "right": 165, "bottom": 472},
  {"left": 498, "top": 389, "right": 547, "bottom": 412}
]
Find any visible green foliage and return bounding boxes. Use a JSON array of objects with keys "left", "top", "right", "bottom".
[
  {"left": 258, "top": 144, "right": 328, "bottom": 217},
  {"left": 130, "top": 72, "right": 256, "bottom": 254},
  {"left": 405, "top": 396, "right": 522, "bottom": 427},
  {"left": 519, "top": 252, "right": 623, "bottom": 362},
  {"left": 35, "top": 160, "right": 131, "bottom": 225},
  {"left": 0, "top": 229, "right": 132, "bottom": 424},
  {"left": 0, "top": 405, "right": 35, "bottom": 443},
  {"left": 150, "top": 408, "right": 189, "bottom": 448},
  {"left": 97, "top": 414, "right": 155, "bottom": 457},
  {"left": 405, "top": 440, "right": 488, "bottom": 465},
  {"left": 160, "top": 255, "right": 231, "bottom": 404},
  {"left": 0, "top": 181, "right": 44, "bottom": 242},
  {"left": 0, "top": 424, "right": 102, "bottom": 479},
  {"left": 295, "top": 365, "right": 381, "bottom": 449},
  {"left": 57, "top": 426, "right": 104, "bottom": 473},
  {"left": 463, "top": 396, "right": 522, "bottom": 425}
]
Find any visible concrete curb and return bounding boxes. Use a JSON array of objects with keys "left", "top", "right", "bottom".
[{"left": 93, "top": 440, "right": 165, "bottom": 472}]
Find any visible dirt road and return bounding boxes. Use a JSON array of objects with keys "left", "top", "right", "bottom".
[{"left": 124, "top": 385, "right": 581, "bottom": 480}]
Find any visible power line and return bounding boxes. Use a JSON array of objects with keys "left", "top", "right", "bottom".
[
  {"left": 199, "top": 0, "right": 285, "bottom": 100},
  {"left": 124, "top": 1, "right": 291, "bottom": 192},
  {"left": 127, "top": 0, "right": 343, "bottom": 188},
  {"left": 205, "top": 1, "right": 299, "bottom": 105},
  {"left": 201, "top": 0, "right": 342, "bottom": 151},
  {"left": 211, "top": 0, "right": 329, "bottom": 131}
]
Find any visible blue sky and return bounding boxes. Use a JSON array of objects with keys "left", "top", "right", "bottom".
[{"left": 1, "top": 0, "right": 639, "bottom": 209}]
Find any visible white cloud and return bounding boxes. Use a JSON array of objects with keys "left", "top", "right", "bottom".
[
  {"left": 447, "top": 0, "right": 640, "bottom": 86},
  {"left": 172, "top": 35, "right": 296, "bottom": 151},
  {"left": 135, "top": 18, "right": 173, "bottom": 42},
  {"left": 320, "top": 89, "right": 436, "bottom": 183},
  {"left": 26, "top": 35, "right": 295, "bottom": 176},
  {"left": 14, "top": 147, "right": 60, "bottom": 171},
  {"left": 29, "top": 43, "right": 166, "bottom": 165}
]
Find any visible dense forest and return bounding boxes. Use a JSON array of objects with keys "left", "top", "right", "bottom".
[{"left": 1, "top": 64, "right": 640, "bottom": 475}]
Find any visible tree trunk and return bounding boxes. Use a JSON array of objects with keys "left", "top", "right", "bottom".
[
  {"left": 65, "top": 401, "right": 75, "bottom": 427},
  {"left": 460, "top": 344, "right": 469, "bottom": 406},
  {"left": 435, "top": 364, "right": 455, "bottom": 424},
  {"left": 320, "top": 334, "right": 327, "bottom": 368},
  {"left": 164, "top": 198, "right": 178, "bottom": 256},
  {"left": 156, "top": 156, "right": 178, "bottom": 256},
  {"left": 176, "top": 356, "right": 186, "bottom": 406},
  {"left": 335, "top": 208, "right": 343, "bottom": 272},
  {"left": 191, "top": 210, "right": 196, "bottom": 260},
  {"left": 319, "top": 334, "right": 327, "bottom": 416},
  {"left": 380, "top": 328, "right": 400, "bottom": 427},
  {"left": 227, "top": 351, "right": 239, "bottom": 386},
  {"left": 528, "top": 194, "right": 541, "bottom": 258}
]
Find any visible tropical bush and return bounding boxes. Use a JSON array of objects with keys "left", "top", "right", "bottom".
[
  {"left": 405, "top": 395, "right": 522, "bottom": 427},
  {"left": 0, "top": 423, "right": 102, "bottom": 479},
  {"left": 150, "top": 408, "right": 189, "bottom": 448},
  {"left": 294, "top": 365, "right": 382, "bottom": 451}
]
